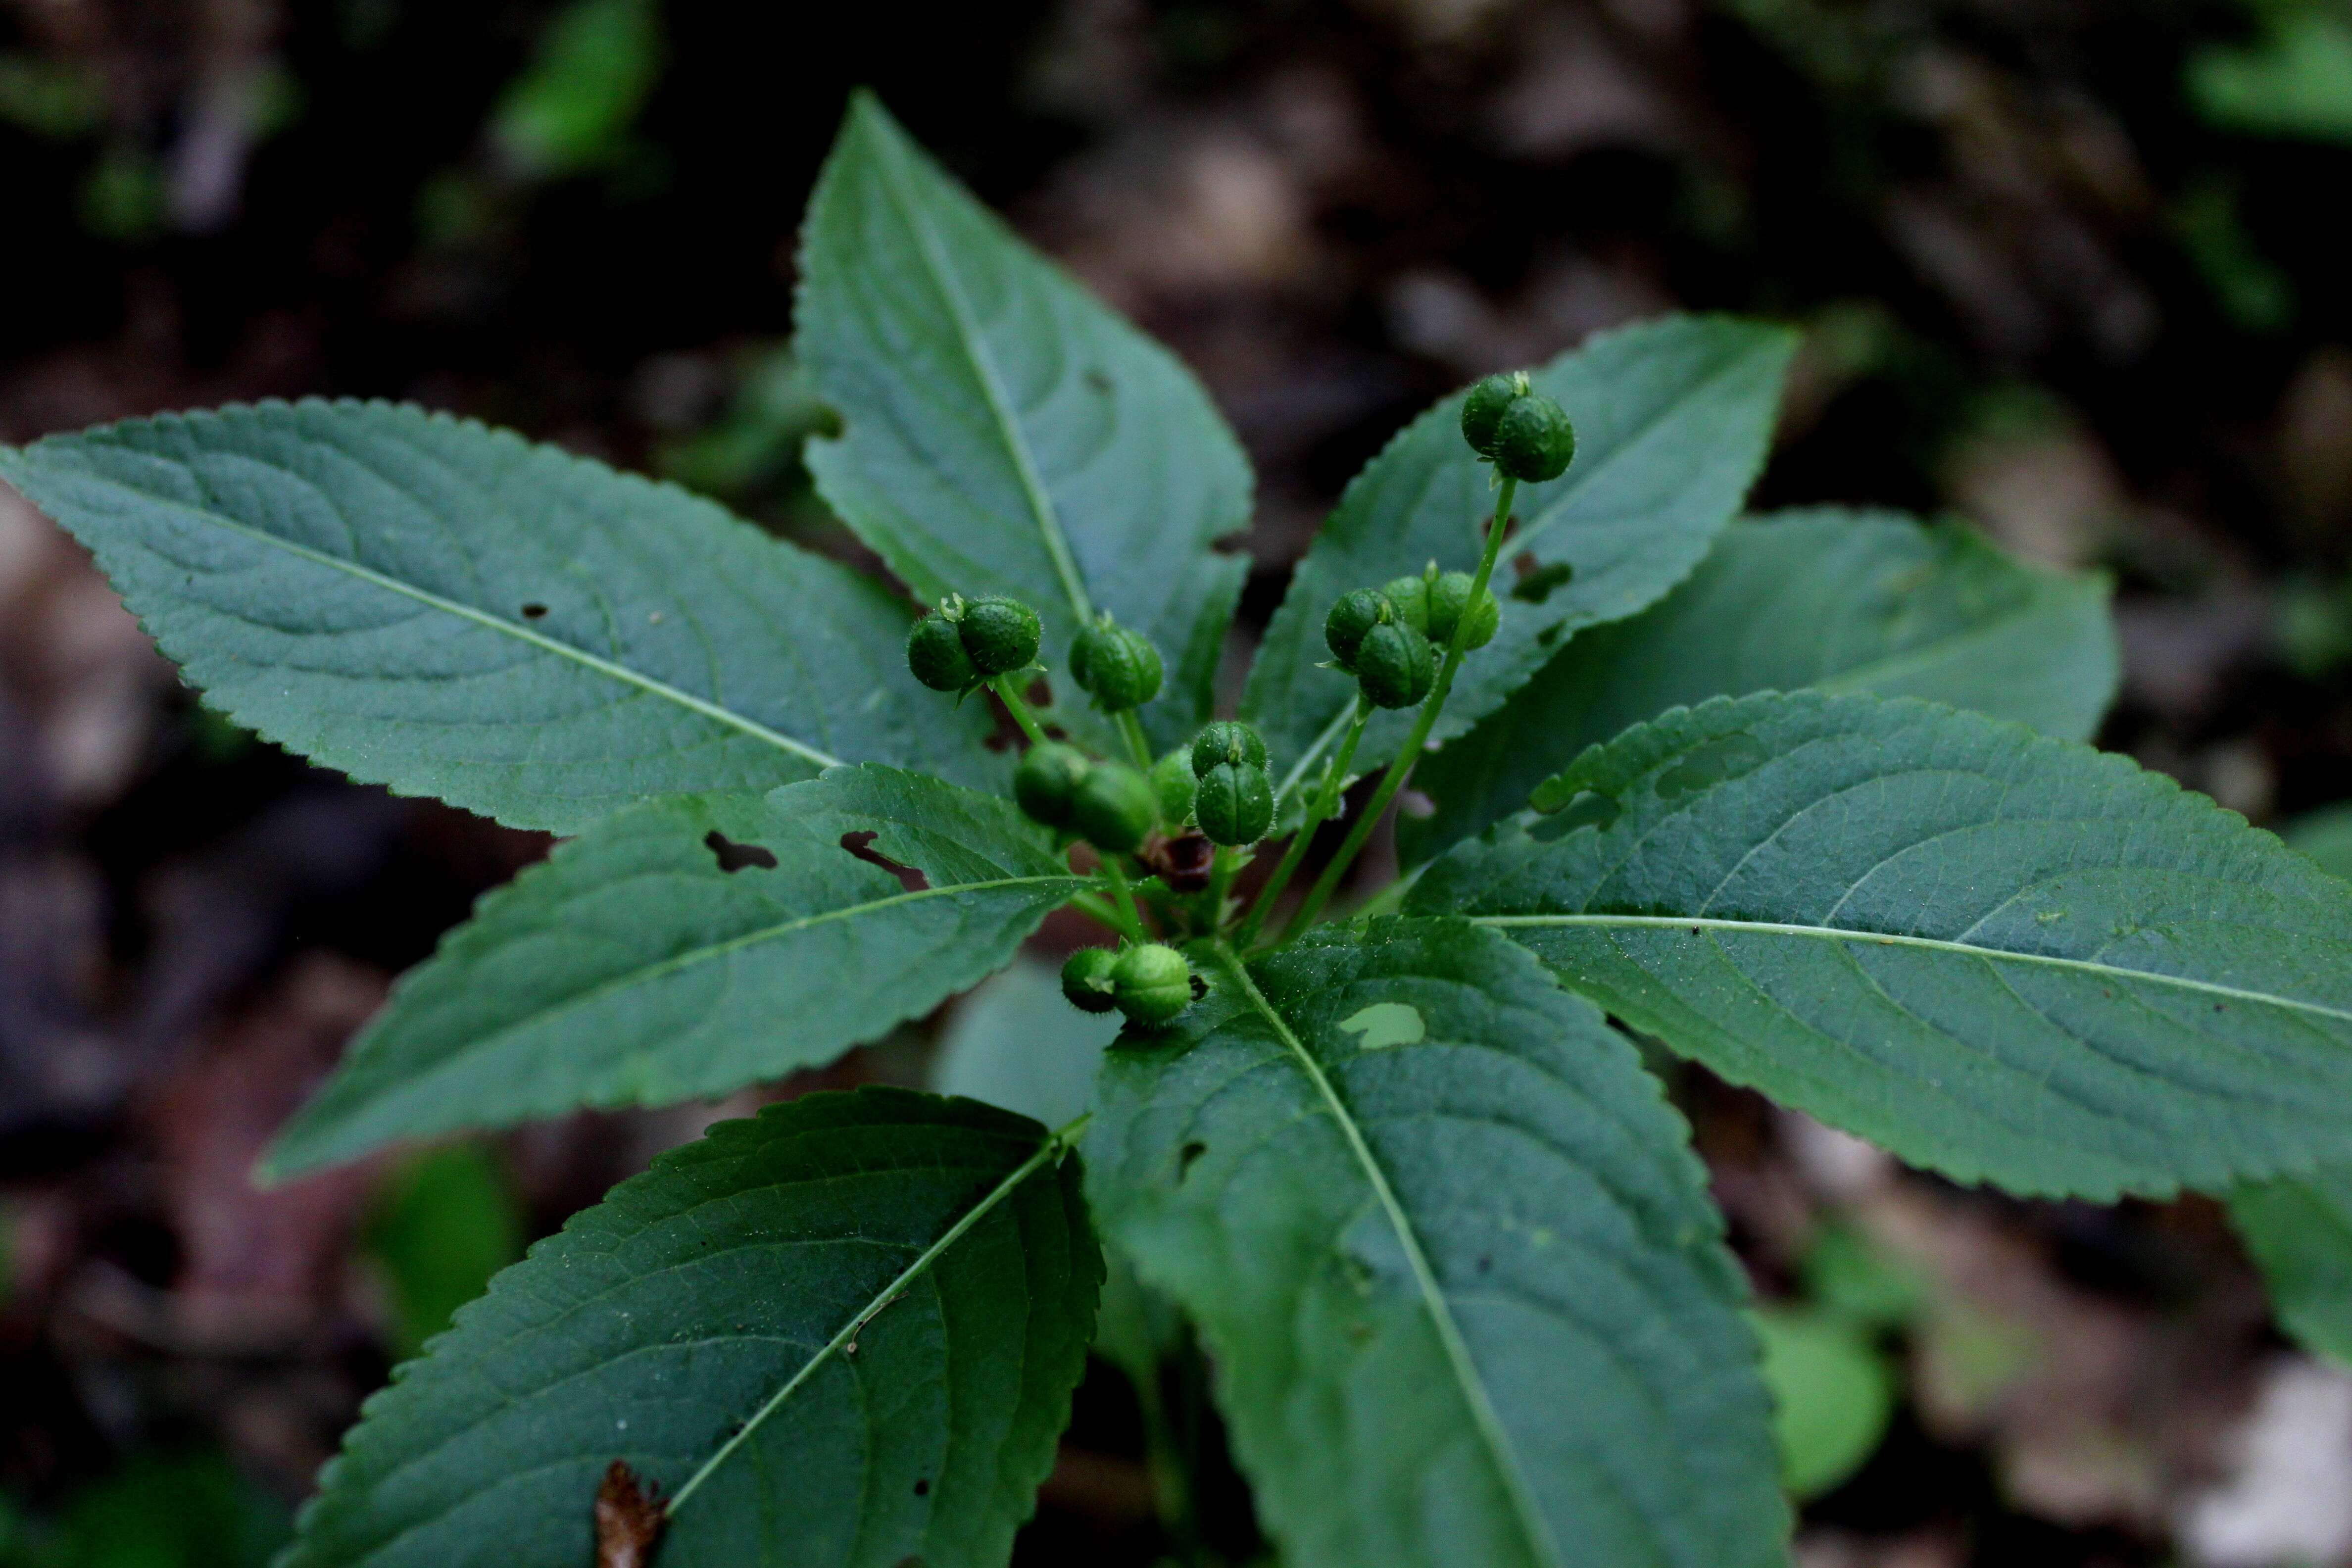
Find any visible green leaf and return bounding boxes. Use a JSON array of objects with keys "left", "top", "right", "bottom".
[
  {"left": 1401, "top": 509, "right": 2118, "bottom": 867},
  {"left": 1242, "top": 316, "right": 1795, "bottom": 799},
  {"left": 1086, "top": 923, "right": 1788, "bottom": 1568},
  {"left": 1752, "top": 1307, "right": 1894, "bottom": 1500},
  {"left": 797, "top": 94, "right": 1251, "bottom": 753},
  {"left": 2231, "top": 1167, "right": 2352, "bottom": 1367},
  {"left": 283, "top": 1089, "right": 1099, "bottom": 1568},
  {"left": 488, "top": 0, "right": 663, "bottom": 178},
  {"left": 265, "top": 767, "right": 1084, "bottom": 1176},
  {"left": 0, "top": 402, "right": 995, "bottom": 833},
  {"left": 1409, "top": 691, "right": 2352, "bottom": 1200},
  {"left": 2189, "top": 11, "right": 2352, "bottom": 145},
  {"left": 2287, "top": 802, "right": 2352, "bottom": 880},
  {"left": 362, "top": 1145, "right": 524, "bottom": 1360},
  {"left": 931, "top": 957, "right": 1120, "bottom": 1130}
]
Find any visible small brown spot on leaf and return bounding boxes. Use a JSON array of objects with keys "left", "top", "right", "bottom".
[
  {"left": 840, "top": 831, "right": 929, "bottom": 891},
  {"left": 594, "top": 1461, "right": 667, "bottom": 1568}
]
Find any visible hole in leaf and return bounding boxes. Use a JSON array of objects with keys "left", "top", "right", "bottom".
[
  {"left": 1338, "top": 1001, "right": 1424, "bottom": 1050},
  {"left": 1528, "top": 790, "right": 1619, "bottom": 841},
  {"left": 1536, "top": 624, "right": 1564, "bottom": 648},
  {"left": 1178, "top": 1140, "right": 1208, "bottom": 1177},
  {"left": 1189, "top": 972, "right": 1208, "bottom": 1000},
  {"left": 1656, "top": 733, "right": 1770, "bottom": 800},
  {"left": 704, "top": 831, "right": 778, "bottom": 873},
  {"left": 913, "top": 1479, "right": 931, "bottom": 1497},
  {"left": 520, "top": 602, "right": 549, "bottom": 620},
  {"left": 1511, "top": 560, "right": 1575, "bottom": 604},
  {"left": 840, "top": 831, "right": 929, "bottom": 892}
]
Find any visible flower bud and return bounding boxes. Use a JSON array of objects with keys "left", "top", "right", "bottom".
[
  {"left": 1069, "top": 618, "right": 1163, "bottom": 712},
  {"left": 1194, "top": 761, "right": 1274, "bottom": 846},
  {"left": 1014, "top": 741, "right": 1092, "bottom": 828},
  {"left": 1380, "top": 572, "right": 1432, "bottom": 637},
  {"left": 1491, "top": 393, "right": 1576, "bottom": 484},
  {"left": 1151, "top": 748, "right": 1197, "bottom": 826},
  {"left": 1070, "top": 761, "right": 1157, "bottom": 852},
  {"left": 906, "top": 613, "right": 978, "bottom": 692},
  {"left": 1460, "top": 370, "right": 1530, "bottom": 457},
  {"left": 1355, "top": 619, "right": 1435, "bottom": 709},
  {"left": 1427, "top": 570, "right": 1500, "bottom": 649},
  {"left": 1189, "top": 720, "right": 1268, "bottom": 778},
  {"left": 1323, "top": 587, "right": 1391, "bottom": 670},
  {"left": 957, "top": 595, "right": 1042, "bottom": 677},
  {"left": 1061, "top": 947, "right": 1120, "bottom": 1013},
  {"left": 1112, "top": 942, "right": 1194, "bottom": 1026}
]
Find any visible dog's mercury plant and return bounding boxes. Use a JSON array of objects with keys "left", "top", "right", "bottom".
[{"left": 5, "top": 90, "right": 2352, "bottom": 1568}]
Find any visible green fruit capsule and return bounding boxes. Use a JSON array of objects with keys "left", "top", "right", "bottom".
[
  {"left": 1069, "top": 619, "right": 1163, "bottom": 712},
  {"left": 958, "top": 595, "right": 1042, "bottom": 677},
  {"left": 1112, "top": 942, "right": 1194, "bottom": 1026},
  {"left": 1381, "top": 572, "right": 1432, "bottom": 636},
  {"left": 1070, "top": 762, "right": 1158, "bottom": 852},
  {"left": 1014, "top": 741, "right": 1092, "bottom": 828},
  {"left": 1195, "top": 761, "right": 1273, "bottom": 846},
  {"left": 1151, "top": 749, "right": 1197, "bottom": 826},
  {"left": 1061, "top": 947, "right": 1120, "bottom": 1014},
  {"left": 1189, "top": 720, "right": 1268, "bottom": 778},
  {"left": 1460, "top": 370, "right": 1530, "bottom": 457},
  {"left": 1355, "top": 619, "right": 1435, "bottom": 709},
  {"left": 1426, "top": 570, "right": 1500, "bottom": 649},
  {"left": 1491, "top": 392, "right": 1576, "bottom": 483},
  {"left": 906, "top": 613, "right": 978, "bottom": 692},
  {"left": 1323, "top": 587, "right": 1392, "bottom": 670}
]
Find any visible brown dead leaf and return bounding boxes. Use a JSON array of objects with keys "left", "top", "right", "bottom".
[{"left": 594, "top": 1460, "right": 668, "bottom": 1568}]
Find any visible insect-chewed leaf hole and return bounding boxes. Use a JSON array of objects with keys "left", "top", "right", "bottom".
[
  {"left": 520, "top": 602, "right": 548, "bottom": 620},
  {"left": 1511, "top": 558, "right": 1575, "bottom": 604},
  {"left": 1529, "top": 790, "right": 1620, "bottom": 840},
  {"left": 840, "top": 830, "right": 930, "bottom": 892},
  {"left": 1656, "top": 733, "right": 1771, "bottom": 799},
  {"left": 1338, "top": 1001, "right": 1425, "bottom": 1050},
  {"left": 704, "top": 831, "right": 778, "bottom": 873},
  {"left": 1178, "top": 1140, "right": 1208, "bottom": 1177}
]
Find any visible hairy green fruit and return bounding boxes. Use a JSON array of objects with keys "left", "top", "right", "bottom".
[
  {"left": 1111, "top": 942, "right": 1193, "bottom": 1026},
  {"left": 1060, "top": 946, "right": 1120, "bottom": 1013},
  {"left": 1323, "top": 587, "right": 1392, "bottom": 670},
  {"left": 1491, "top": 392, "right": 1577, "bottom": 483},
  {"left": 1068, "top": 619, "right": 1163, "bottom": 712},
  {"left": 1190, "top": 720, "right": 1268, "bottom": 778},
  {"left": 1151, "top": 748, "right": 1197, "bottom": 825},
  {"left": 1013, "top": 741, "right": 1092, "bottom": 828},
  {"left": 1195, "top": 760, "right": 1274, "bottom": 846},
  {"left": 906, "top": 613, "right": 978, "bottom": 693},
  {"left": 1355, "top": 619, "right": 1435, "bottom": 709},
  {"left": 958, "top": 595, "right": 1042, "bottom": 677},
  {"left": 1070, "top": 762, "right": 1157, "bottom": 852},
  {"left": 1459, "top": 370, "right": 1529, "bottom": 457},
  {"left": 1380, "top": 572, "right": 1432, "bottom": 636},
  {"left": 1427, "top": 570, "right": 1500, "bottom": 649}
]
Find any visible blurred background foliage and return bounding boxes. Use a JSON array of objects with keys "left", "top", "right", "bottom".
[{"left": 5, "top": 0, "right": 2352, "bottom": 1564}]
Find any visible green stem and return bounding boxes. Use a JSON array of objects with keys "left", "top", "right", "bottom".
[
  {"left": 1280, "top": 476, "right": 1518, "bottom": 942},
  {"left": 1205, "top": 844, "right": 1238, "bottom": 932},
  {"left": 1233, "top": 698, "right": 1372, "bottom": 949},
  {"left": 1101, "top": 855, "right": 1147, "bottom": 938},
  {"left": 992, "top": 674, "right": 1050, "bottom": 747},
  {"left": 1069, "top": 890, "right": 1143, "bottom": 943},
  {"left": 1114, "top": 708, "right": 1155, "bottom": 772}
]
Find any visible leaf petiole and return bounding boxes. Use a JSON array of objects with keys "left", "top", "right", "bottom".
[{"left": 1280, "top": 476, "right": 1518, "bottom": 941}]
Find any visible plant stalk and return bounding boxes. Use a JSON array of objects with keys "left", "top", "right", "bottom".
[
  {"left": 1279, "top": 476, "right": 1518, "bottom": 941},
  {"left": 1233, "top": 698, "right": 1372, "bottom": 948},
  {"left": 991, "top": 673, "right": 1051, "bottom": 747}
]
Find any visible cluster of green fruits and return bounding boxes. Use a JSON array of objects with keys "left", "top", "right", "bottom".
[{"left": 1324, "top": 561, "right": 1502, "bottom": 708}]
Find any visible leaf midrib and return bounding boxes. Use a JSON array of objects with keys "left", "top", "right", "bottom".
[
  {"left": 862, "top": 110, "right": 1095, "bottom": 625},
  {"left": 89, "top": 483, "right": 848, "bottom": 769},
  {"left": 1472, "top": 913, "right": 2352, "bottom": 1025},
  {"left": 1212, "top": 944, "right": 1566, "bottom": 1568},
  {"left": 664, "top": 1118, "right": 1079, "bottom": 1515},
  {"left": 325, "top": 870, "right": 1080, "bottom": 1103}
]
